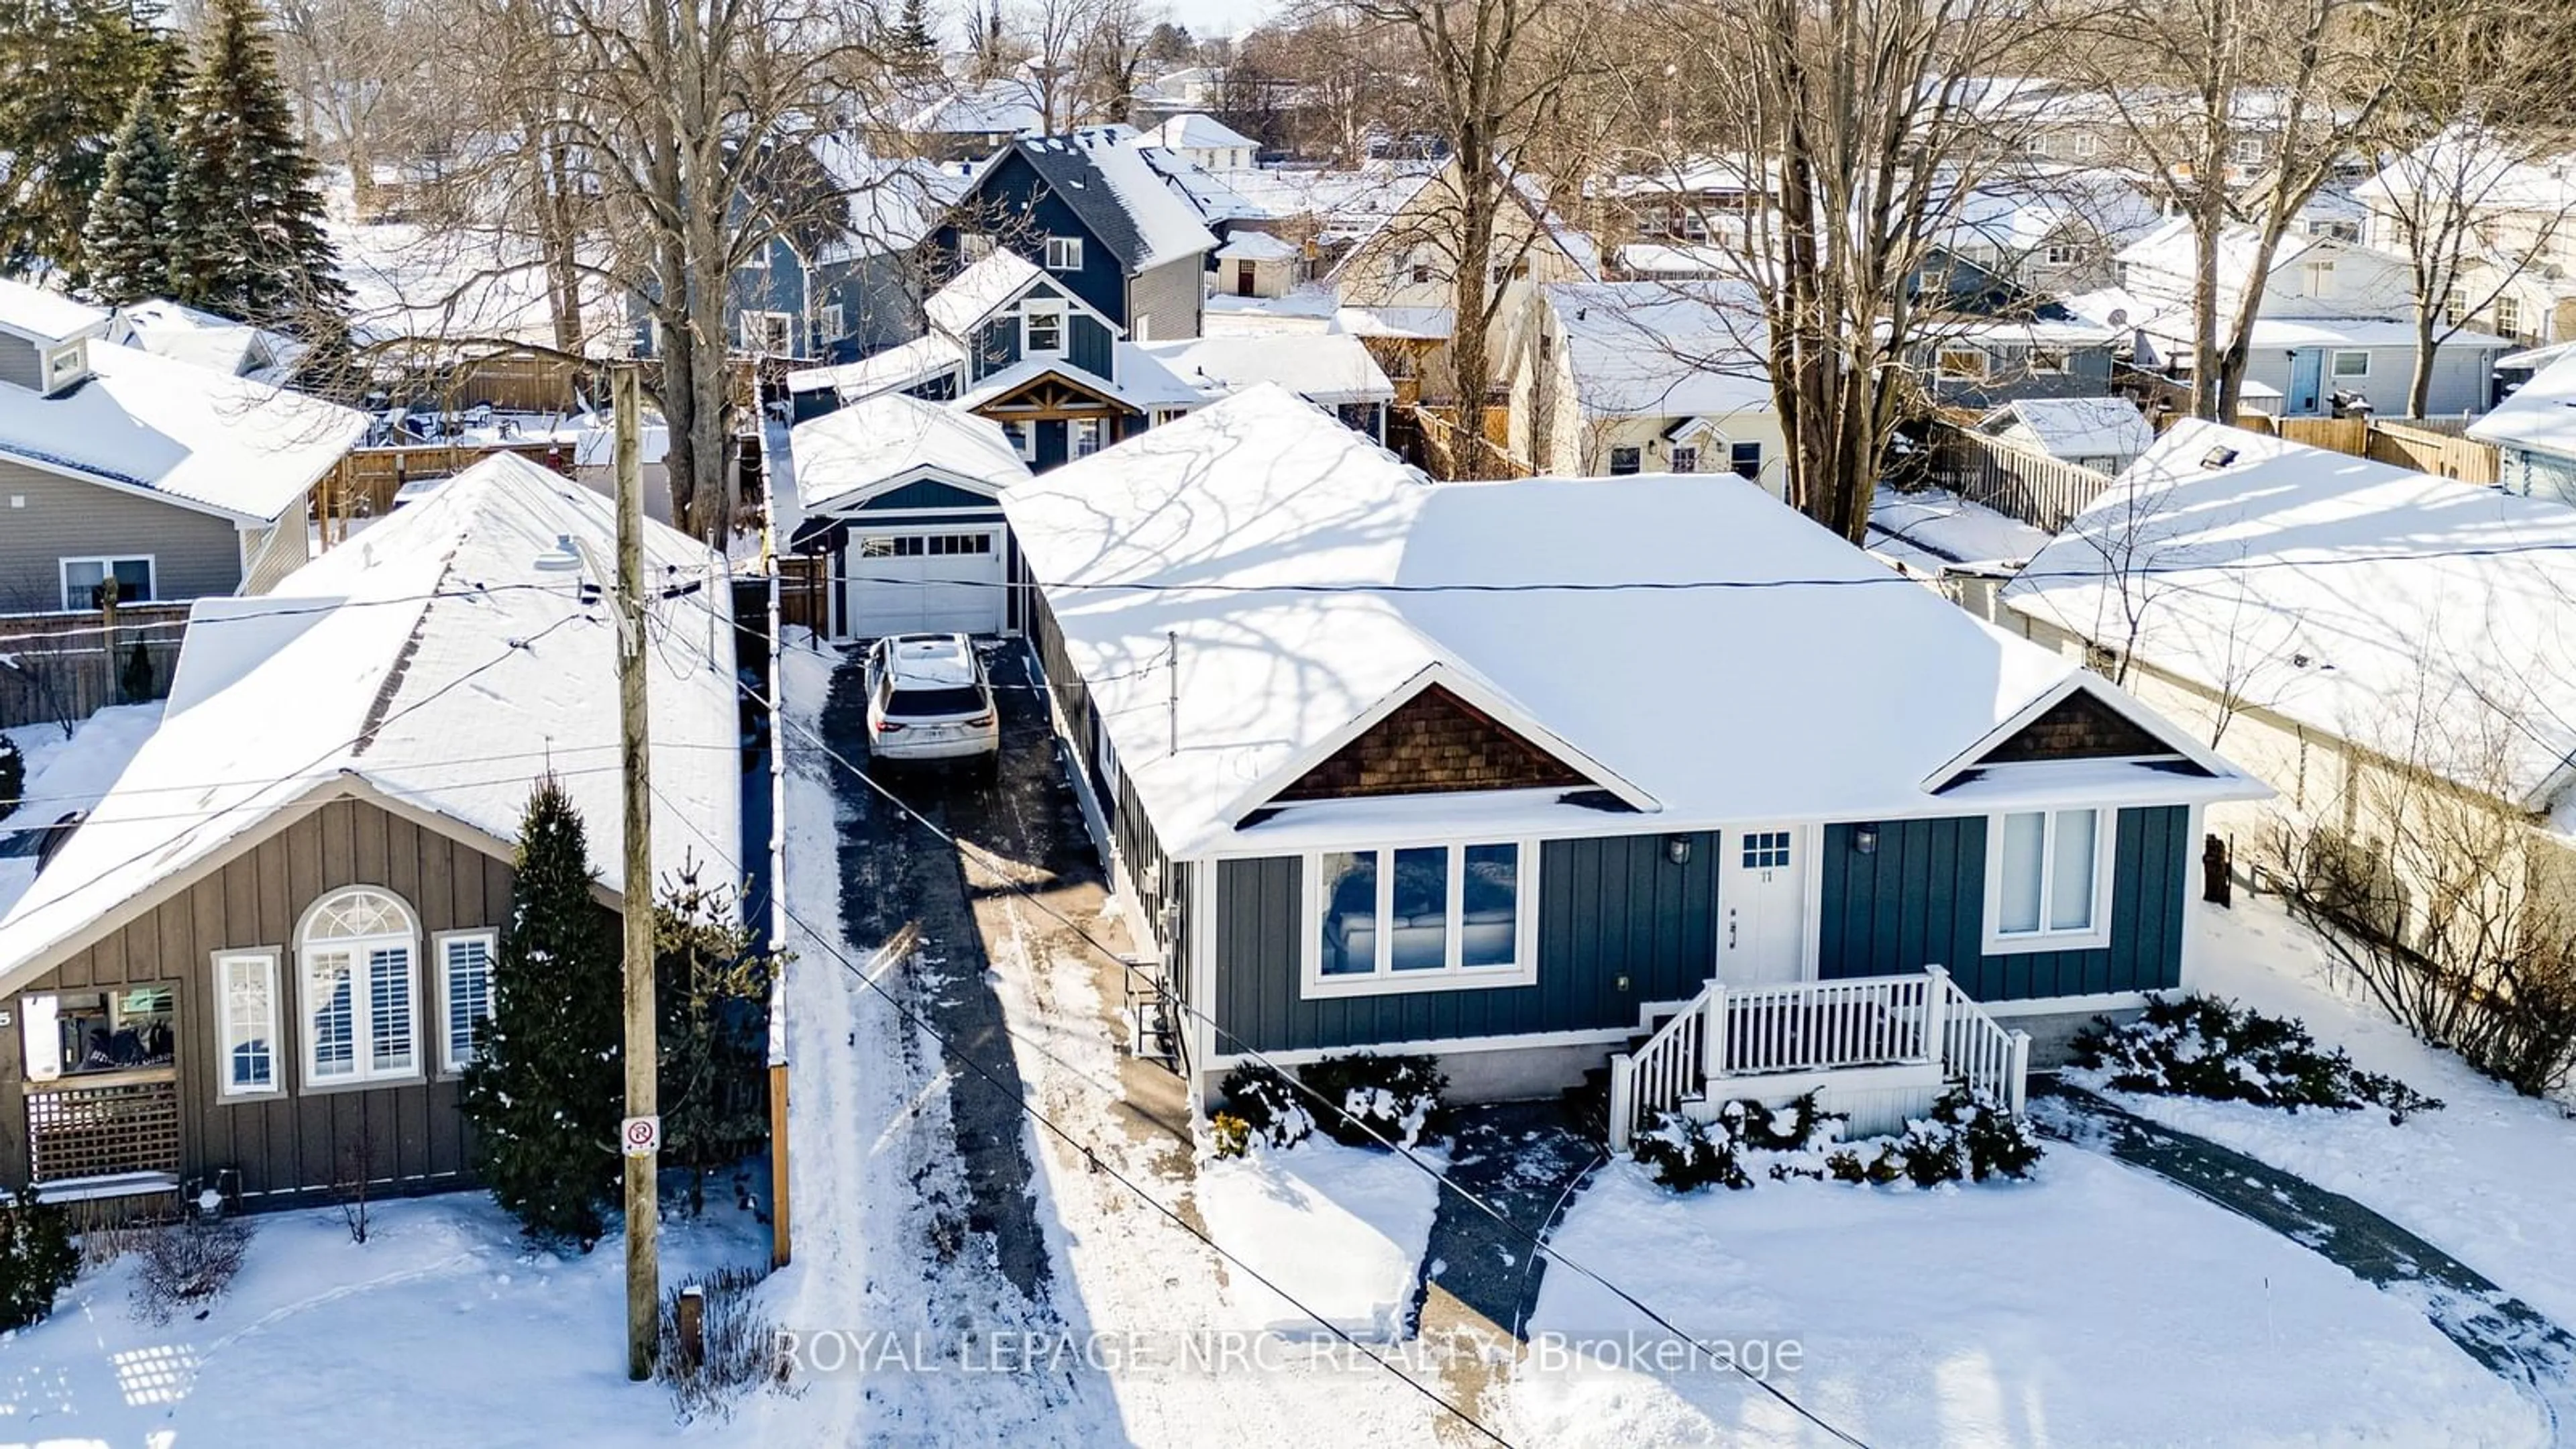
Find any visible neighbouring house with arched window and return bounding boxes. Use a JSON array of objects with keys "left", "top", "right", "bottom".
[{"left": 0, "top": 453, "right": 741, "bottom": 1214}]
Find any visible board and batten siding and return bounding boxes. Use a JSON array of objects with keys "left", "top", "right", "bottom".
[
  {"left": 1213, "top": 831, "right": 1719, "bottom": 1055},
  {"left": 0, "top": 458, "right": 248, "bottom": 607},
  {"left": 0, "top": 795, "right": 523, "bottom": 1204},
  {"left": 1815, "top": 807, "right": 2188, "bottom": 1001}
]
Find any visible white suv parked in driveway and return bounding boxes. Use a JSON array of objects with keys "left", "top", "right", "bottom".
[{"left": 864, "top": 634, "right": 1000, "bottom": 770}]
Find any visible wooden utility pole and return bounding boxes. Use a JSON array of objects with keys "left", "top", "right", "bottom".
[{"left": 614, "top": 361, "right": 660, "bottom": 1381}]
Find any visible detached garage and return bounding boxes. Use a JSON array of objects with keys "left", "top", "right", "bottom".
[{"left": 790, "top": 392, "right": 1033, "bottom": 639}]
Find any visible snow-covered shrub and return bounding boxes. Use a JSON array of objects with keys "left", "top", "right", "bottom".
[
  {"left": 1297, "top": 1053, "right": 1446, "bottom": 1148},
  {"left": 1818, "top": 1087, "right": 2042, "bottom": 1187},
  {"left": 0, "top": 1189, "right": 78, "bottom": 1330},
  {"left": 1213, "top": 1065, "right": 1313, "bottom": 1154},
  {"left": 0, "top": 736, "right": 23, "bottom": 826},
  {"left": 1714, "top": 1091, "right": 1843, "bottom": 1152},
  {"left": 1632, "top": 1111, "right": 1751, "bottom": 1192},
  {"left": 131, "top": 1214, "right": 252, "bottom": 1324},
  {"left": 2072, "top": 994, "right": 2443, "bottom": 1124},
  {"left": 658, "top": 1266, "right": 793, "bottom": 1419}
]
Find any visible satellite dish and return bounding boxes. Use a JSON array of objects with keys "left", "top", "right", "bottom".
[{"left": 2107, "top": 308, "right": 2129, "bottom": 326}]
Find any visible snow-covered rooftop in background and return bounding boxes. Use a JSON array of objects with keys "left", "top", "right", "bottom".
[
  {"left": 1005, "top": 386, "right": 2249, "bottom": 857},
  {"left": 1214, "top": 231, "right": 1298, "bottom": 261},
  {"left": 2467, "top": 350, "right": 2576, "bottom": 460},
  {"left": 1866, "top": 488, "right": 2055, "bottom": 572},
  {"left": 1981, "top": 396, "right": 2155, "bottom": 463},
  {"left": 1137, "top": 334, "right": 1392, "bottom": 406},
  {"left": 911, "top": 78, "right": 1044, "bottom": 136},
  {"left": 0, "top": 453, "right": 740, "bottom": 988},
  {"left": 1544, "top": 281, "right": 1771, "bottom": 419},
  {"left": 793, "top": 392, "right": 1030, "bottom": 512},
  {"left": 0, "top": 276, "right": 109, "bottom": 344},
  {"left": 105, "top": 299, "right": 300, "bottom": 382},
  {"left": 1149, "top": 113, "right": 1258, "bottom": 154},
  {"left": 2004, "top": 419, "right": 2576, "bottom": 809},
  {"left": 0, "top": 341, "right": 365, "bottom": 522},
  {"left": 1021, "top": 130, "right": 1220, "bottom": 273},
  {"left": 784, "top": 332, "right": 969, "bottom": 399}
]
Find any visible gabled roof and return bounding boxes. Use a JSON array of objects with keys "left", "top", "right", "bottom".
[
  {"left": 1136, "top": 334, "right": 1393, "bottom": 406},
  {"left": 1214, "top": 231, "right": 1299, "bottom": 261},
  {"left": 1004, "top": 386, "right": 2250, "bottom": 858},
  {"left": 1979, "top": 397, "right": 2155, "bottom": 462},
  {"left": 784, "top": 332, "right": 967, "bottom": 399},
  {"left": 1544, "top": 281, "right": 1771, "bottom": 419},
  {"left": 1149, "top": 113, "right": 1259, "bottom": 153},
  {"left": 0, "top": 277, "right": 109, "bottom": 347},
  {"left": 2469, "top": 350, "right": 2576, "bottom": 460},
  {"left": 1011, "top": 130, "right": 1220, "bottom": 273},
  {"left": 2004, "top": 419, "right": 2576, "bottom": 811},
  {"left": 0, "top": 453, "right": 740, "bottom": 989},
  {"left": 106, "top": 299, "right": 299, "bottom": 382},
  {"left": 0, "top": 341, "right": 365, "bottom": 523},
  {"left": 922, "top": 250, "right": 1123, "bottom": 344},
  {"left": 793, "top": 391, "right": 1030, "bottom": 512}
]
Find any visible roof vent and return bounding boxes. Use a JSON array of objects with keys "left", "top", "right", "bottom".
[
  {"left": 2199, "top": 445, "right": 2240, "bottom": 469},
  {"left": 2107, "top": 307, "right": 2129, "bottom": 326},
  {"left": 535, "top": 534, "right": 584, "bottom": 572}
]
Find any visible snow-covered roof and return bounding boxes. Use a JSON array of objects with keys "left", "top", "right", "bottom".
[
  {"left": 1005, "top": 386, "right": 2250, "bottom": 858},
  {"left": 912, "top": 78, "right": 1044, "bottom": 136},
  {"left": 2467, "top": 350, "right": 2576, "bottom": 460},
  {"left": 0, "top": 453, "right": 740, "bottom": 989},
  {"left": 1866, "top": 489, "right": 2055, "bottom": 572},
  {"left": 1208, "top": 163, "right": 1438, "bottom": 240},
  {"left": 1136, "top": 335, "right": 1393, "bottom": 406},
  {"left": 1150, "top": 113, "right": 1258, "bottom": 153},
  {"left": 1016, "top": 130, "right": 1220, "bottom": 273},
  {"left": 923, "top": 250, "right": 1054, "bottom": 337},
  {"left": 0, "top": 277, "right": 109, "bottom": 346},
  {"left": 784, "top": 333, "right": 967, "bottom": 399},
  {"left": 2353, "top": 131, "right": 2576, "bottom": 215},
  {"left": 0, "top": 341, "right": 366, "bottom": 523},
  {"left": 1545, "top": 282, "right": 1771, "bottom": 419},
  {"left": 2004, "top": 419, "right": 2576, "bottom": 810},
  {"left": 1214, "top": 231, "right": 1299, "bottom": 262},
  {"left": 793, "top": 392, "right": 1029, "bottom": 511},
  {"left": 1980, "top": 397, "right": 2155, "bottom": 463},
  {"left": 1333, "top": 305, "right": 1451, "bottom": 340},
  {"left": 105, "top": 299, "right": 297, "bottom": 382}
]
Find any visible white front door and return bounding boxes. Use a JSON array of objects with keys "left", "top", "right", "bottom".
[{"left": 1719, "top": 827, "right": 1806, "bottom": 985}]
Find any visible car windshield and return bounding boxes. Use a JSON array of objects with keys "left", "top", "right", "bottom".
[{"left": 887, "top": 685, "right": 985, "bottom": 718}]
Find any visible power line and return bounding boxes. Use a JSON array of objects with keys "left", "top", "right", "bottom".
[
  {"left": 747, "top": 667, "right": 1872, "bottom": 1449},
  {"left": 643, "top": 779, "right": 1519, "bottom": 1449},
  {"left": 0, "top": 581, "right": 593, "bottom": 649},
  {"left": 0, "top": 739, "right": 748, "bottom": 816}
]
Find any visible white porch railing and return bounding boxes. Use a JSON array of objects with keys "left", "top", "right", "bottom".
[{"left": 1606, "top": 967, "right": 2031, "bottom": 1152}]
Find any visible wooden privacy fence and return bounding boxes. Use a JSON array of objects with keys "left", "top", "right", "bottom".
[
  {"left": 394, "top": 352, "right": 594, "bottom": 415},
  {"left": 322, "top": 440, "right": 573, "bottom": 525},
  {"left": 0, "top": 605, "right": 189, "bottom": 733},
  {"left": 2275, "top": 415, "right": 2371, "bottom": 455},
  {"left": 777, "top": 554, "right": 830, "bottom": 637},
  {"left": 1405, "top": 403, "right": 1532, "bottom": 481},
  {"left": 2365, "top": 419, "right": 2500, "bottom": 485},
  {"left": 1922, "top": 422, "right": 2114, "bottom": 533}
]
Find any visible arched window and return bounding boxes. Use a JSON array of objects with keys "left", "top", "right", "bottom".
[{"left": 298, "top": 888, "right": 420, "bottom": 1085}]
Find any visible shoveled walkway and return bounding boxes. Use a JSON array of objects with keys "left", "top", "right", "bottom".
[{"left": 2037, "top": 1081, "right": 2576, "bottom": 1442}]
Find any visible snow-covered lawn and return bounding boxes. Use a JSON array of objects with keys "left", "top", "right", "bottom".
[
  {"left": 2076, "top": 897, "right": 2576, "bottom": 1329},
  {"left": 0, "top": 1191, "right": 773, "bottom": 1447},
  {"left": 1513, "top": 1152, "right": 2544, "bottom": 1447},
  {"left": 1195, "top": 1142, "right": 1443, "bottom": 1339},
  {"left": 0, "top": 703, "right": 162, "bottom": 917}
]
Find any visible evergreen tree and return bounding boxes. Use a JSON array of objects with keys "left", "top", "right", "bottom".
[
  {"left": 81, "top": 85, "right": 174, "bottom": 305},
  {"left": 0, "top": 0, "right": 174, "bottom": 279},
  {"left": 890, "top": 0, "right": 938, "bottom": 73},
  {"left": 164, "top": 0, "right": 347, "bottom": 329},
  {"left": 653, "top": 865, "right": 780, "bottom": 1216},
  {"left": 461, "top": 777, "right": 624, "bottom": 1246}
]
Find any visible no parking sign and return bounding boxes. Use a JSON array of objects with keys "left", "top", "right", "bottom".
[{"left": 622, "top": 1115, "right": 661, "bottom": 1158}]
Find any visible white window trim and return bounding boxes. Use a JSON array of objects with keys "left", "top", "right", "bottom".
[
  {"left": 1044, "top": 235, "right": 1083, "bottom": 272},
  {"left": 2330, "top": 349, "right": 2370, "bottom": 379},
  {"left": 215, "top": 949, "right": 283, "bottom": 1099},
  {"left": 742, "top": 309, "right": 795, "bottom": 355},
  {"left": 297, "top": 890, "right": 423, "bottom": 1089},
  {"left": 1299, "top": 840, "right": 1541, "bottom": 1000},
  {"left": 818, "top": 303, "right": 846, "bottom": 340},
  {"left": 435, "top": 929, "right": 498, "bottom": 1077},
  {"left": 998, "top": 417, "right": 1036, "bottom": 461},
  {"left": 58, "top": 554, "right": 155, "bottom": 612},
  {"left": 1935, "top": 345, "right": 1990, "bottom": 381},
  {"left": 1982, "top": 809, "right": 2116, "bottom": 955},
  {"left": 1023, "top": 302, "right": 1067, "bottom": 358}
]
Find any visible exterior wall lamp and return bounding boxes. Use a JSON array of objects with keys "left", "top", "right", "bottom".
[
  {"left": 1665, "top": 835, "right": 1693, "bottom": 865},
  {"left": 1854, "top": 823, "right": 1881, "bottom": 855}
]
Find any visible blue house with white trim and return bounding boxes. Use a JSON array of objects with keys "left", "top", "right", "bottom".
[
  {"left": 932, "top": 129, "right": 1218, "bottom": 343},
  {"left": 1004, "top": 387, "right": 2266, "bottom": 1144}
]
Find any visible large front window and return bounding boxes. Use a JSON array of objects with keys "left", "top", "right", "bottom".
[
  {"left": 1307, "top": 842, "right": 1535, "bottom": 996},
  {"left": 1986, "top": 809, "right": 2111, "bottom": 951},
  {"left": 301, "top": 888, "right": 420, "bottom": 1085}
]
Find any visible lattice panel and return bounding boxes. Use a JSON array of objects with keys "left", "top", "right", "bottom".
[{"left": 27, "top": 1076, "right": 182, "bottom": 1183}]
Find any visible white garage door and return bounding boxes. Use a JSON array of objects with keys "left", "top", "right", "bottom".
[{"left": 841, "top": 528, "right": 1006, "bottom": 637}]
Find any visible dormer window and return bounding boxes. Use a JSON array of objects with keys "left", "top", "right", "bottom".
[
  {"left": 1044, "top": 235, "right": 1083, "bottom": 272},
  {"left": 39, "top": 341, "right": 87, "bottom": 394},
  {"left": 1025, "top": 303, "right": 1065, "bottom": 356}
]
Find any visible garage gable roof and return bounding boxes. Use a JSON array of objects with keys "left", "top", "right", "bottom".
[{"left": 793, "top": 392, "right": 1031, "bottom": 515}]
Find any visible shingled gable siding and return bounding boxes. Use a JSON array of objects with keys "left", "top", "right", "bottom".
[
  {"left": 1977, "top": 690, "right": 2177, "bottom": 765},
  {"left": 1271, "top": 686, "right": 1590, "bottom": 802},
  {"left": 1213, "top": 832, "right": 1719, "bottom": 1055},
  {"left": 0, "top": 795, "right": 529, "bottom": 1205},
  {"left": 1815, "top": 806, "right": 2189, "bottom": 1002}
]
